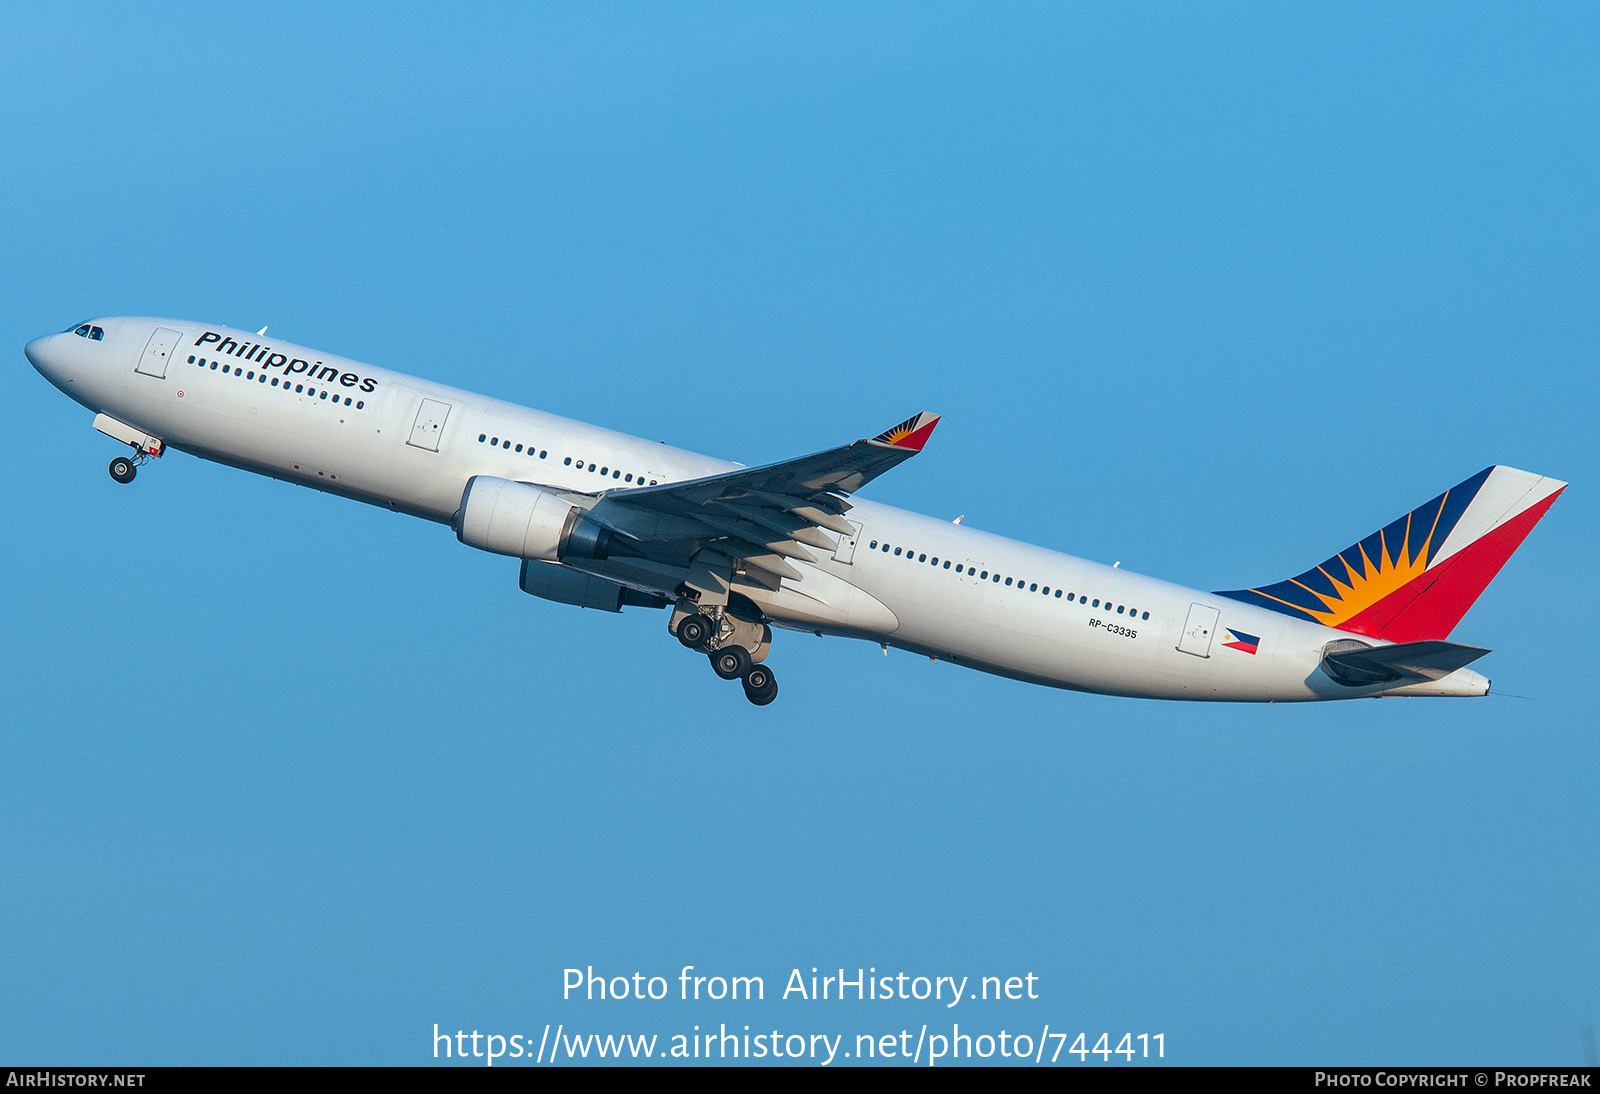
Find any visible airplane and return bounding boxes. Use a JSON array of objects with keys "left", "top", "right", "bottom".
[{"left": 26, "top": 317, "right": 1565, "bottom": 706}]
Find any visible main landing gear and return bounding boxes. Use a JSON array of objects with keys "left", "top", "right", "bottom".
[
  {"left": 739, "top": 664, "right": 778, "bottom": 707},
  {"left": 672, "top": 603, "right": 779, "bottom": 706},
  {"left": 109, "top": 456, "right": 137, "bottom": 484}
]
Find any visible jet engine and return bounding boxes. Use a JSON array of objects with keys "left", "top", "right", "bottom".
[
  {"left": 519, "top": 559, "right": 668, "bottom": 612},
  {"left": 454, "top": 476, "right": 618, "bottom": 561}
]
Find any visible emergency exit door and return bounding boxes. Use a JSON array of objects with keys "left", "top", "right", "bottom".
[{"left": 832, "top": 521, "right": 863, "bottom": 564}]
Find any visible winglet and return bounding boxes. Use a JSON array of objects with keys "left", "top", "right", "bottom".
[{"left": 872, "top": 411, "right": 941, "bottom": 452}]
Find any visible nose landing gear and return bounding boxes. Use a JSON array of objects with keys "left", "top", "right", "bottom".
[
  {"left": 94, "top": 415, "right": 164, "bottom": 484},
  {"left": 108, "top": 445, "right": 161, "bottom": 484}
]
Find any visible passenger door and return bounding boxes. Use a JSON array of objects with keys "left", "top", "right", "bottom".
[
  {"left": 1177, "top": 603, "right": 1219, "bottom": 658},
  {"left": 135, "top": 327, "right": 183, "bottom": 378},
  {"left": 407, "top": 398, "right": 451, "bottom": 451}
]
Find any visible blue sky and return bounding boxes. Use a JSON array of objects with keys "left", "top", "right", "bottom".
[{"left": 3, "top": 2, "right": 1596, "bottom": 1066}]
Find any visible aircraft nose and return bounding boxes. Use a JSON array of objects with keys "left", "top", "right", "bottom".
[
  {"left": 24, "top": 334, "right": 53, "bottom": 373},
  {"left": 25, "top": 332, "right": 79, "bottom": 393}
]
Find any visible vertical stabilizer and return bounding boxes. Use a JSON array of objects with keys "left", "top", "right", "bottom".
[{"left": 1217, "top": 466, "right": 1565, "bottom": 641}]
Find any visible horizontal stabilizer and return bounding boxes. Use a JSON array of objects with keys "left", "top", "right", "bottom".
[{"left": 1320, "top": 639, "right": 1490, "bottom": 687}]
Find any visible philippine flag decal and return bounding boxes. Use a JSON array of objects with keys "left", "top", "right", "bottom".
[{"left": 1222, "top": 628, "right": 1260, "bottom": 655}]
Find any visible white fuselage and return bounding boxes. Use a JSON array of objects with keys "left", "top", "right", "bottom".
[{"left": 26, "top": 317, "right": 1489, "bottom": 702}]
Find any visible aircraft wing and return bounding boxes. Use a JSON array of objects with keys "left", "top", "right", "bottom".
[{"left": 584, "top": 411, "right": 939, "bottom": 586}]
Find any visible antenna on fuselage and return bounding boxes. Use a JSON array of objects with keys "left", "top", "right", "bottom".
[{"left": 257, "top": 326, "right": 269, "bottom": 336}]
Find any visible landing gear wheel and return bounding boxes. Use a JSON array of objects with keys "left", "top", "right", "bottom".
[
  {"left": 710, "top": 645, "right": 752, "bottom": 681},
  {"left": 677, "top": 613, "right": 716, "bottom": 650},
  {"left": 741, "top": 664, "right": 778, "bottom": 706},
  {"left": 109, "top": 456, "right": 136, "bottom": 484}
]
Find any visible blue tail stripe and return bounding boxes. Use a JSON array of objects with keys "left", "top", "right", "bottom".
[{"left": 1424, "top": 466, "right": 1493, "bottom": 566}]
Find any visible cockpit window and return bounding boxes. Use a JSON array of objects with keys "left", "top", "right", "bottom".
[{"left": 66, "top": 323, "right": 104, "bottom": 340}]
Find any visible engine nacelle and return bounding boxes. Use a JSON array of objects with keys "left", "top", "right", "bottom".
[
  {"left": 454, "top": 476, "right": 616, "bottom": 561},
  {"left": 520, "top": 559, "right": 668, "bottom": 612}
]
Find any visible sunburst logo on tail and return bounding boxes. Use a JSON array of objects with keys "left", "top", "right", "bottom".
[
  {"left": 1217, "top": 468, "right": 1493, "bottom": 632},
  {"left": 1251, "top": 515, "right": 1439, "bottom": 628}
]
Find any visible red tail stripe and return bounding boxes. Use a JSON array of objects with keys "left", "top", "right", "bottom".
[{"left": 1336, "top": 486, "right": 1564, "bottom": 641}]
